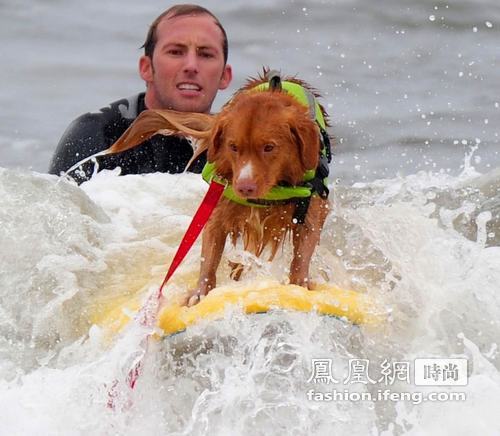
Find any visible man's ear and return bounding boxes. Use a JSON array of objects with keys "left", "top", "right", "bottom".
[
  {"left": 218, "top": 64, "right": 233, "bottom": 90},
  {"left": 139, "top": 55, "right": 154, "bottom": 83}
]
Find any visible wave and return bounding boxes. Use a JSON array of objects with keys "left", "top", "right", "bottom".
[{"left": 0, "top": 165, "right": 499, "bottom": 434}]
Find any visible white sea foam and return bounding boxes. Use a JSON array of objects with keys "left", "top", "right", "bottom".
[{"left": 1, "top": 163, "right": 499, "bottom": 435}]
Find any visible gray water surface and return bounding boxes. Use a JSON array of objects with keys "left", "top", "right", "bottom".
[{"left": 1, "top": 0, "right": 499, "bottom": 183}]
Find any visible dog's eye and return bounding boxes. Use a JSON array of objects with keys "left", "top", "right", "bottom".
[
  {"left": 263, "top": 144, "right": 274, "bottom": 153},
  {"left": 229, "top": 143, "right": 238, "bottom": 152}
]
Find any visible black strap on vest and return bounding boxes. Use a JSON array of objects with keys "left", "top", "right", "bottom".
[
  {"left": 292, "top": 121, "right": 331, "bottom": 224},
  {"left": 292, "top": 153, "right": 330, "bottom": 224}
]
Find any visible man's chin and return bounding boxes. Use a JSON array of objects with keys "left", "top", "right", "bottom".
[{"left": 175, "top": 101, "right": 210, "bottom": 114}]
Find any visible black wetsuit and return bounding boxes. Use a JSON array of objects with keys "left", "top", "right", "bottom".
[{"left": 48, "top": 92, "right": 205, "bottom": 184}]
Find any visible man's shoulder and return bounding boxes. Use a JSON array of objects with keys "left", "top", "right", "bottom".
[
  {"left": 76, "top": 92, "right": 145, "bottom": 125},
  {"left": 99, "top": 93, "right": 145, "bottom": 120},
  {"left": 66, "top": 92, "right": 146, "bottom": 144},
  {"left": 49, "top": 93, "right": 146, "bottom": 175}
]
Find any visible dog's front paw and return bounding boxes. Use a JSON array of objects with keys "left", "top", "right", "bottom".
[
  {"left": 182, "top": 287, "right": 209, "bottom": 307},
  {"left": 290, "top": 275, "right": 315, "bottom": 290}
]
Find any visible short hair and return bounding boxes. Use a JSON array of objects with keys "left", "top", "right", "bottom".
[{"left": 142, "top": 4, "right": 229, "bottom": 65}]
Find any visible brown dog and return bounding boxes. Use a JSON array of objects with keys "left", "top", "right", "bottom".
[{"left": 105, "top": 71, "right": 331, "bottom": 306}]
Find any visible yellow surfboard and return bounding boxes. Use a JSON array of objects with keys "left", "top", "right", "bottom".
[{"left": 90, "top": 282, "right": 384, "bottom": 338}]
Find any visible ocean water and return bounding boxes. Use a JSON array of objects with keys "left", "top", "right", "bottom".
[{"left": 1, "top": 0, "right": 499, "bottom": 435}]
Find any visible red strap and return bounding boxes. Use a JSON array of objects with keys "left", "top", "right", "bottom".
[
  {"left": 122, "top": 180, "right": 224, "bottom": 392},
  {"left": 156, "top": 180, "right": 225, "bottom": 299}
]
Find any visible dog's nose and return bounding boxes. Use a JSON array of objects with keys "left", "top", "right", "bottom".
[{"left": 235, "top": 180, "right": 258, "bottom": 198}]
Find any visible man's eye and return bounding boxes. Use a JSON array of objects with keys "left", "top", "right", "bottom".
[
  {"left": 199, "top": 51, "right": 215, "bottom": 58},
  {"left": 167, "top": 49, "right": 183, "bottom": 56}
]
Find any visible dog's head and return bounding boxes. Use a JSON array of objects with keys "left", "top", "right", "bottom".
[{"left": 208, "top": 91, "right": 320, "bottom": 199}]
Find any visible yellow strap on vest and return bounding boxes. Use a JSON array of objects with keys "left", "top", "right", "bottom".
[{"left": 202, "top": 163, "right": 315, "bottom": 207}]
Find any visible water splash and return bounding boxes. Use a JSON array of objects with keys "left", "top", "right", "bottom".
[{"left": 0, "top": 166, "right": 499, "bottom": 434}]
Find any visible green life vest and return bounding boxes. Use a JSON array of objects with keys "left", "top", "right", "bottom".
[{"left": 202, "top": 80, "right": 329, "bottom": 208}]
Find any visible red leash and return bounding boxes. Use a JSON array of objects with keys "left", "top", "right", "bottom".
[
  {"left": 108, "top": 180, "right": 225, "bottom": 407},
  {"left": 156, "top": 180, "right": 225, "bottom": 300}
]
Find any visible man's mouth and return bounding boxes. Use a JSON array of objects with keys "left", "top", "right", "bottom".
[{"left": 177, "top": 83, "right": 202, "bottom": 91}]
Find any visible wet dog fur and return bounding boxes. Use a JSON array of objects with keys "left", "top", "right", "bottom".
[{"left": 106, "top": 71, "right": 331, "bottom": 306}]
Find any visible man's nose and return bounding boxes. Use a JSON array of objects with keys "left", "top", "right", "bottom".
[{"left": 183, "top": 49, "right": 199, "bottom": 73}]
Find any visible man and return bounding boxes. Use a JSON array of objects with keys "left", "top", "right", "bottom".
[{"left": 49, "top": 4, "right": 232, "bottom": 183}]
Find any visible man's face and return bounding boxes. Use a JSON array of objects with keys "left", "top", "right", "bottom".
[{"left": 140, "top": 14, "right": 232, "bottom": 113}]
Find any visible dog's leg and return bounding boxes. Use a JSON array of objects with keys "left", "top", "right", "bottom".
[
  {"left": 289, "top": 226, "right": 319, "bottom": 289},
  {"left": 185, "top": 222, "right": 228, "bottom": 306},
  {"left": 289, "top": 197, "right": 329, "bottom": 289}
]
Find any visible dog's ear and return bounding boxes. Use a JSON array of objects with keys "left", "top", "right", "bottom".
[
  {"left": 289, "top": 116, "right": 320, "bottom": 171},
  {"left": 106, "top": 110, "right": 214, "bottom": 155},
  {"left": 207, "top": 117, "right": 226, "bottom": 162}
]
